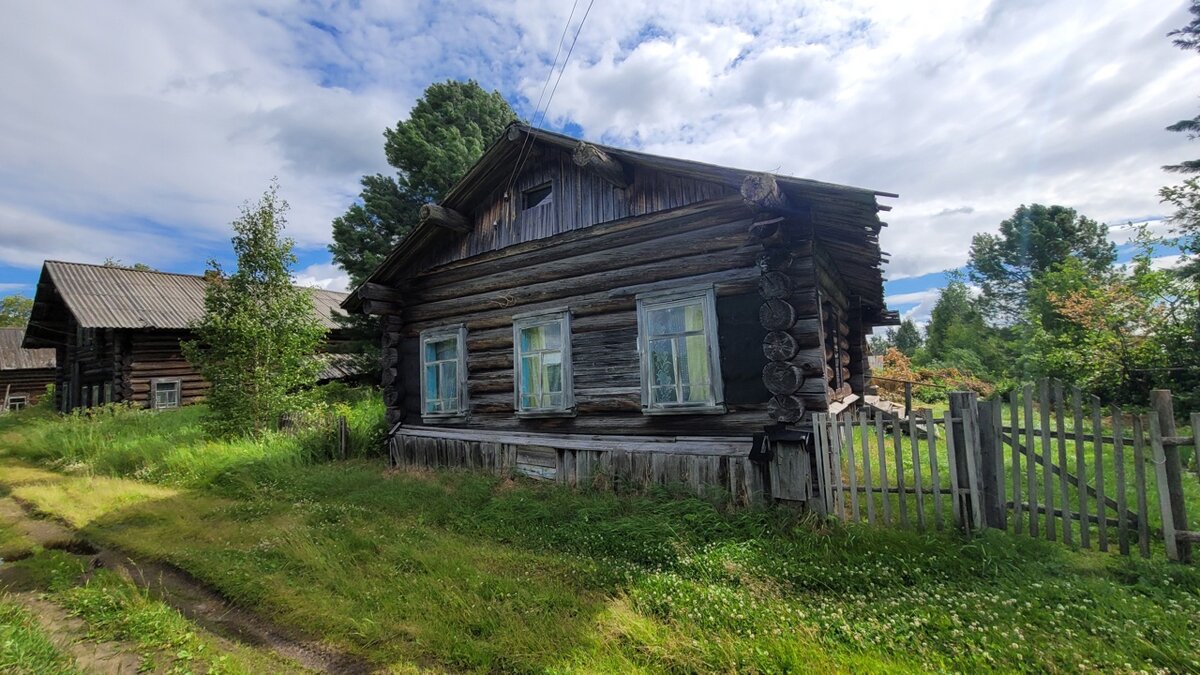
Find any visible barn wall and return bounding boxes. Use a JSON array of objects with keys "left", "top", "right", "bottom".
[
  {"left": 124, "top": 330, "right": 208, "bottom": 407},
  {"left": 0, "top": 368, "right": 55, "bottom": 407}
]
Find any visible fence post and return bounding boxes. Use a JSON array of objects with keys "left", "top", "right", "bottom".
[
  {"left": 338, "top": 415, "right": 349, "bottom": 460},
  {"left": 1151, "top": 390, "right": 1191, "bottom": 563},
  {"left": 904, "top": 381, "right": 914, "bottom": 420},
  {"left": 949, "top": 392, "right": 982, "bottom": 532},
  {"left": 977, "top": 399, "right": 1005, "bottom": 529}
]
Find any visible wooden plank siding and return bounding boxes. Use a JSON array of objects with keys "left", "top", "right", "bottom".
[{"left": 428, "top": 147, "right": 735, "bottom": 269}]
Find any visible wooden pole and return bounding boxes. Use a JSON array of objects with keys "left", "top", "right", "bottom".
[
  {"left": 949, "top": 392, "right": 981, "bottom": 531},
  {"left": 1150, "top": 390, "right": 1190, "bottom": 563},
  {"left": 904, "top": 381, "right": 913, "bottom": 422},
  {"left": 976, "top": 399, "right": 1004, "bottom": 529}
]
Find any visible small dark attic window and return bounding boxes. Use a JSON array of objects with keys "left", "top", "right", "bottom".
[{"left": 523, "top": 183, "right": 552, "bottom": 209}]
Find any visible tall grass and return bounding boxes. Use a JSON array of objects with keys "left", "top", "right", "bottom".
[{"left": 1, "top": 385, "right": 385, "bottom": 489}]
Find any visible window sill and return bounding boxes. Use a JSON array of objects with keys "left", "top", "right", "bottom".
[
  {"left": 420, "top": 414, "right": 468, "bottom": 425},
  {"left": 516, "top": 409, "right": 577, "bottom": 419},
  {"left": 640, "top": 404, "right": 727, "bottom": 416}
]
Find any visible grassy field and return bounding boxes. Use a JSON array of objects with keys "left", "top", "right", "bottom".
[{"left": 1, "top": 399, "right": 1199, "bottom": 672}]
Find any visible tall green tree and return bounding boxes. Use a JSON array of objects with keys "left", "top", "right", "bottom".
[
  {"left": 1164, "top": 0, "right": 1200, "bottom": 174},
  {"left": 918, "top": 279, "right": 1008, "bottom": 377},
  {"left": 330, "top": 80, "right": 516, "bottom": 287},
  {"left": 967, "top": 204, "right": 1115, "bottom": 322},
  {"left": 183, "top": 182, "right": 326, "bottom": 436},
  {"left": 1159, "top": 3, "right": 1200, "bottom": 280},
  {"left": 0, "top": 295, "right": 33, "bottom": 328},
  {"left": 893, "top": 318, "right": 923, "bottom": 357}
]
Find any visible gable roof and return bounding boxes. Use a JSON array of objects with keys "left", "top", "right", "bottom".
[
  {"left": 345, "top": 122, "right": 898, "bottom": 323},
  {"left": 23, "top": 261, "right": 348, "bottom": 348},
  {"left": 0, "top": 328, "right": 55, "bottom": 370}
]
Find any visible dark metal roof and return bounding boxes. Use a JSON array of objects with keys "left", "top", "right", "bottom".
[
  {"left": 345, "top": 122, "right": 898, "bottom": 325},
  {"left": 23, "top": 261, "right": 348, "bottom": 348},
  {"left": 0, "top": 328, "right": 55, "bottom": 370}
]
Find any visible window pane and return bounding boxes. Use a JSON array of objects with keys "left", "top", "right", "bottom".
[
  {"left": 428, "top": 337, "right": 457, "bottom": 362},
  {"left": 647, "top": 305, "right": 686, "bottom": 336},
  {"left": 424, "top": 365, "right": 438, "bottom": 405},
  {"left": 652, "top": 385, "right": 678, "bottom": 404},
  {"left": 542, "top": 352, "right": 562, "bottom": 394},
  {"left": 684, "top": 302, "right": 705, "bottom": 332},
  {"left": 680, "top": 335, "right": 710, "bottom": 385},
  {"left": 649, "top": 339, "right": 675, "bottom": 386},
  {"left": 519, "top": 325, "right": 544, "bottom": 352},
  {"left": 439, "top": 362, "right": 457, "bottom": 404}
]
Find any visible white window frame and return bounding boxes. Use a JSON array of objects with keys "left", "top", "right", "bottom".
[
  {"left": 419, "top": 324, "right": 468, "bottom": 421},
  {"left": 150, "top": 378, "right": 181, "bottom": 410},
  {"left": 6, "top": 394, "right": 27, "bottom": 411},
  {"left": 512, "top": 309, "right": 574, "bottom": 417},
  {"left": 636, "top": 286, "right": 725, "bottom": 415}
]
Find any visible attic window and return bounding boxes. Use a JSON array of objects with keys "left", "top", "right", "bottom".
[{"left": 523, "top": 183, "right": 552, "bottom": 209}]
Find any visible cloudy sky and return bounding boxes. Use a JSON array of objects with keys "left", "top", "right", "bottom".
[{"left": 0, "top": 1, "right": 1194, "bottom": 323}]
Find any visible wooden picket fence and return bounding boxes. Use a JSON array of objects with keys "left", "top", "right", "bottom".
[{"left": 813, "top": 379, "right": 1200, "bottom": 562}]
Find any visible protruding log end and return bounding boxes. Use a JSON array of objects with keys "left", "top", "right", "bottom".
[
  {"left": 572, "top": 142, "right": 631, "bottom": 188},
  {"left": 759, "top": 298, "right": 796, "bottom": 331},
  {"left": 741, "top": 172, "right": 789, "bottom": 212},
  {"left": 506, "top": 125, "right": 524, "bottom": 142},
  {"left": 768, "top": 395, "right": 805, "bottom": 423},
  {"left": 419, "top": 203, "right": 471, "bottom": 233},
  {"left": 763, "top": 362, "right": 805, "bottom": 396},
  {"left": 763, "top": 331, "right": 799, "bottom": 362}
]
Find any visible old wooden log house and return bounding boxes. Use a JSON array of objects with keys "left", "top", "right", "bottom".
[
  {"left": 0, "top": 327, "right": 56, "bottom": 411},
  {"left": 345, "top": 123, "right": 898, "bottom": 503},
  {"left": 22, "top": 261, "right": 355, "bottom": 412}
]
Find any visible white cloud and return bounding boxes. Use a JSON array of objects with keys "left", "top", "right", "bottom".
[
  {"left": 293, "top": 262, "right": 351, "bottom": 292},
  {"left": 1149, "top": 254, "right": 1183, "bottom": 270},
  {"left": 0, "top": 0, "right": 1194, "bottom": 293}
]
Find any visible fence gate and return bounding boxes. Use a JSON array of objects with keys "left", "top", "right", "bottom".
[{"left": 813, "top": 379, "right": 1200, "bottom": 562}]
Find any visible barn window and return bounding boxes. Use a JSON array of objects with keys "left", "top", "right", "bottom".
[
  {"left": 513, "top": 310, "right": 573, "bottom": 415},
  {"left": 152, "top": 379, "right": 180, "bottom": 410},
  {"left": 420, "top": 325, "right": 467, "bottom": 418},
  {"left": 6, "top": 394, "right": 27, "bottom": 411},
  {"left": 636, "top": 287, "right": 725, "bottom": 414},
  {"left": 522, "top": 183, "right": 552, "bottom": 209}
]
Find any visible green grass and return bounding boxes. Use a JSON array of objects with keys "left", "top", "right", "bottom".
[
  {"left": 2, "top": 399, "right": 1200, "bottom": 671},
  {"left": 0, "top": 598, "right": 77, "bottom": 674}
]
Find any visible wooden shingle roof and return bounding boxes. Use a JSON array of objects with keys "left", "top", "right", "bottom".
[
  {"left": 0, "top": 328, "right": 55, "bottom": 370},
  {"left": 23, "top": 261, "right": 348, "bottom": 348}
]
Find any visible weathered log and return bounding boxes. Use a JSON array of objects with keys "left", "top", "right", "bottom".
[
  {"left": 763, "top": 331, "right": 798, "bottom": 361},
  {"left": 741, "top": 173, "right": 789, "bottom": 212},
  {"left": 506, "top": 125, "right": 523, "bottom": 142},
  {"left": 758, "top": 271, "right": 792, "bottom": 300},
  {"left": 572, "top": 142, "right": 630, "bottom": 189},
  {"left": 755, "top": 249, "right": 793, "bottom": 272},
  {"left": 359, "top": 282, "right": 406, "bottom": 304},
  {"left": 747, "top": 218, "right": 781, "bottom": 242},
  {"left": 759, "top": 299, "right": 795, "bottom": 331},
  {"left": 419, "top": 204, "right": 471, "bottom": 233},
  {"left": 763, "top": 362, "right": 804, "bottom": 395},
  {"left": 768, "top": 395, "right": 805, "bottom": 423},
  {"left": 361, "top": 299, "right": 404, "bottom": 316}
]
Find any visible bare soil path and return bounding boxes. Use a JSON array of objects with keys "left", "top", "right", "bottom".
[{"left": 0, "top": 495, "right": 375, "bottom": 674}]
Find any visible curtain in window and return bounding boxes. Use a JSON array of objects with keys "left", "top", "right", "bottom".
[
  {"left": 647, "top": 301, "right": 712, "bottom": 405},
  {"left": 518, "top": 321, "right": 564, "bottom": 410}
]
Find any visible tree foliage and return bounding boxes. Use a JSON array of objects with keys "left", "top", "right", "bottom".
[
  {"left": 967, "top": 204, "right": 1115, "bottom": 322},
  {"left": 893, "top": 318, "right": 923, "bottom": 357},
  {"left": 1024, "top": 249, "right": 1200, "bottom": 407},
  {"left": 330, "top": 80, "right": 516, "bottom": 287},
  {"left": 183, "top": 182, "right": 326, "bottom": 436},
  {"left": 0, "top": 295, "right": 33, "bottom": 328},
  {"left": 1164, "top": 0, "right": 1200, "bottom": 174}
]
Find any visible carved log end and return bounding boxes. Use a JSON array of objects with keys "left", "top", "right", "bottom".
[
  {"left": 763, "top": 362, "right": 804, "bottom": 396},
  {"left": 763, "top": 330, "right": 799, "bottom": 362},
  {"left": 741, "top": 172, "right": 788, "bottom": 211},
  {"left": 768, "top": 395, "right": 805, "bottom": 423},
  {"left": 759, "top": 299, "right": 796, "bottom": 331}
]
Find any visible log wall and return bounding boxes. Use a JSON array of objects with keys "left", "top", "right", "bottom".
[
  {"left": 0, "top": 368, "right": 55, "bottom": 407},
  {"left": 387, "top": 198, "right": 777, "bottom": 437}
]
